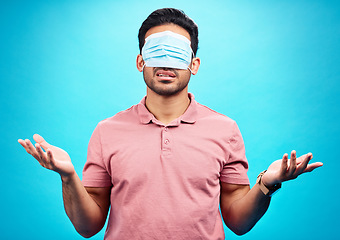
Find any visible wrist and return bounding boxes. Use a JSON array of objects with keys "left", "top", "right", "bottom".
[
  {"left": 60, "top": 171, "right": 77, "bottom": 184},
  {"left": 256, "top": 170, "right": 281, "bottom": 197},
  {"left": 261, "top": 172, "right": 279, "bottom": 189}
]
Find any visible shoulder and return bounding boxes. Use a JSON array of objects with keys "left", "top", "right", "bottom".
[
  {"left": 89, "top": 104, "right": 141, "bottom": 142},
  {"left": 196, "top": 102, "right": 236, "bottom": 126},
  {"left": 97, "top": 105, "right": 138, "bottom": 127},
  {"left": 191, "top": 102, "right": 242, "bottom": 141}
]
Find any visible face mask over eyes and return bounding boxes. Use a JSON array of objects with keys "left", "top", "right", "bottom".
[{"left": 141, "top": 31, "right": 194, "bottom": 71}]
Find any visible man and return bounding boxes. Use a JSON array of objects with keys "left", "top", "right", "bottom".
[{"left": 18, "top": 8, "right": 323, "bottom": 240}]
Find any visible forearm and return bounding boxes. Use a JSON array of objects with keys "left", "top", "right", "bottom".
[
  {"left": 221, "top": 183, "right": 271, "bottom": 235},
  {"left": 18, "top": 135, "right": 107, "bottom": 237},
  {"left": 221, "top": 151, "right": 323, "bottom": 235},
  {"left": 61, "top": 172, "right": 106, "bottom": 238}
]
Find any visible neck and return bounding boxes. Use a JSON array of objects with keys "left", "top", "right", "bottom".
[{"left": 145, "top": 88, "right": 190, "bottom": 125}]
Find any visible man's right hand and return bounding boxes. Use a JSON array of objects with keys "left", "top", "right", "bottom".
[
  {"left": 18, "top": 134, "right": 75, "bottom": 179},
  {"left": 19, "top": 134, "right": 110, "bottom": 237}
]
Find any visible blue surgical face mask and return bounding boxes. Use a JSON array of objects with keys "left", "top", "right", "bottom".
[{"left": 141, "top": 31, "right": 193, "bottom": 71}]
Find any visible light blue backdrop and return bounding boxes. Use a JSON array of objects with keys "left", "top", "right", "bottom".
[{"left": 1, "top": 0, "right": 339, "bottom": 239}]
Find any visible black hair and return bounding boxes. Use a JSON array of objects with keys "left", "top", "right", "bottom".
[{"left": 138, "top": 8, "right": 199, "bottom": 56}]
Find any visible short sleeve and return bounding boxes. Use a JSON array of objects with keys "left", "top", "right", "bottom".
[
  {"left": 82, "top": 124, "right": 113, "bottom": 187},
  {"left": 220, "top": 121, "right": 250, "bottom": 185}
]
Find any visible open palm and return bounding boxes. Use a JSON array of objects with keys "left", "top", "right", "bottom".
[
  {"left": 18, "top": 134, "right": 75, "bottom": 177},
  {"left": 262, "top": 151, "right": 323, "bottom": 187}
]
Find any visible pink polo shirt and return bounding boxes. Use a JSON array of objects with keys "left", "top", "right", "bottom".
[{"left": 82, "top": 93, "right": 249, "bottom": 240}]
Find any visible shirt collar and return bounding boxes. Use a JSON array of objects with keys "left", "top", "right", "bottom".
[{"left": 137, "top": 93, "right": 198, "bottom": 126}]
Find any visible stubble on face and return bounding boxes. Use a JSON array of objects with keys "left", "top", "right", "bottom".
[{"left": 143, "top": 67, "right": 191, "bottom": 96}]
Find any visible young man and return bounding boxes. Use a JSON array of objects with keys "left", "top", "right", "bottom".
[{"left": 18, "top": 8, "right": 323, "bottom": 240}]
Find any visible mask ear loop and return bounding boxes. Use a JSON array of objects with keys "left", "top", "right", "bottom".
[
  {"left": 142, "top": 63, "right": 146, "bottom": 71},
  {"left": 187, "top": 67, "right": 193, "bottom": 74},
  {"left": 187, "top": 51, "right": 195, "bottom": 74}
]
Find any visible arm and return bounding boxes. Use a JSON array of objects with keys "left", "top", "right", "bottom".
[
  {"left": 61, "top": 174, "right": 111, "bottom": 238},
  {"left": 220, "top": 182, "right": 270, "bottom": 235},
  {"left": 220, "top": 150, "right": 323, "bottom": 235},
  {"left": 18, "top": 134, "right": 111, "bottom": 238}
]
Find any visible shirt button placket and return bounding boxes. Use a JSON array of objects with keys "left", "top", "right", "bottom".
[{"left": 162, "top": 127, "right": 171, "bottom": 154}]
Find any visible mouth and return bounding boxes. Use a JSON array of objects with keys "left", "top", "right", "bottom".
[{"left": 155, "top": 69, "right": 177, "bottom": 81}]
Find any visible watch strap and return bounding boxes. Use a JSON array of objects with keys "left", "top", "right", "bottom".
[{"left": 256, "top": 170, "right": 281, "bottom": 197}]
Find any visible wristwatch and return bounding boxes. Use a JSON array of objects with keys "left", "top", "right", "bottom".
[{"left": 256, "top": 170, "right": 281, "bottom": 197}]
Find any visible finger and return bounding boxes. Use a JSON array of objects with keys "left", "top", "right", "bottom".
[
  {"left": 46, "top": 149, "right": 56, "bottom": 169},
  {"left": 295, "top": 153, "right": 308, "bottom": 165},
  {"left": 288, "top": 150, "right": 297, "bottom": 176},
  {"left": 35, "top": 143, "right": 47, "bottom": 162},
  {"left": 31, "top": 142, "right": 49, "bottom": 167},
  {"left": 280, "top": 153, "right": 289, "bottom": 174},
  {"left": 36, "top": 143, "right": 56, "bottom": 169},
  {"left": 303, "top": 162, "right": 323, "bottom": 173},
  {"left": 33, "top": 134, "right": 51, "bottom": 151},
  {"left": 19, "top": 140, "right": 34, "bottom": 156},
  {"left": 19, "top": 140, "right": 43, "bottom": 166},
  {"left": 18, "top": 139, "right": 30, "bottom": 152},
  {"left": 25, "top": 139, "right": 39, "bottom": 158},
  {"left": 296, "top": 153, "right": 312, "bottom": 174},
  {"left": 26, "top": 140, "right": 49, "bottom": 168}
]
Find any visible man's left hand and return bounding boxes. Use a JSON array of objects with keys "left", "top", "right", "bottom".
[{"left": 261, "top": 150, "right": 323, "bottom": 188}]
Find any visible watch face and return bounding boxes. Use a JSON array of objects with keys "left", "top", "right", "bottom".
[{"left": 269, "top": 183, "right": 282, "bottom": 196}]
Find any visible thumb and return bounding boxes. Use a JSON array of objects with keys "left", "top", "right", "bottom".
[{"left": 33, "top": 134, "right": 51, "bottom": 150}]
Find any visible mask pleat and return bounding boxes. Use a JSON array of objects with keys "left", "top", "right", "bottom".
[{"left": 141, "top": 31, "right": 193, "bottom": 70}]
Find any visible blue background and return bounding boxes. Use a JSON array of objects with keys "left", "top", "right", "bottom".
[{"left": 1, "top": 0, "right": 339, "bottom": 239}]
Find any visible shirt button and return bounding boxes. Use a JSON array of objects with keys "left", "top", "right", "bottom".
[
  {"left": 164, "top": 127, "right": 168, "bottom": 132},
  {"left": 164, "top": 139, "right": 170, "bottom": 144}
]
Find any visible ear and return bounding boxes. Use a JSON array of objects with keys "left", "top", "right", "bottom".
[
  {"left": 189, "top": 57, "right": 201, "bottom": 75},
  {"left": 136, "top": 54, "right": 145, "bottom": 72}
]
